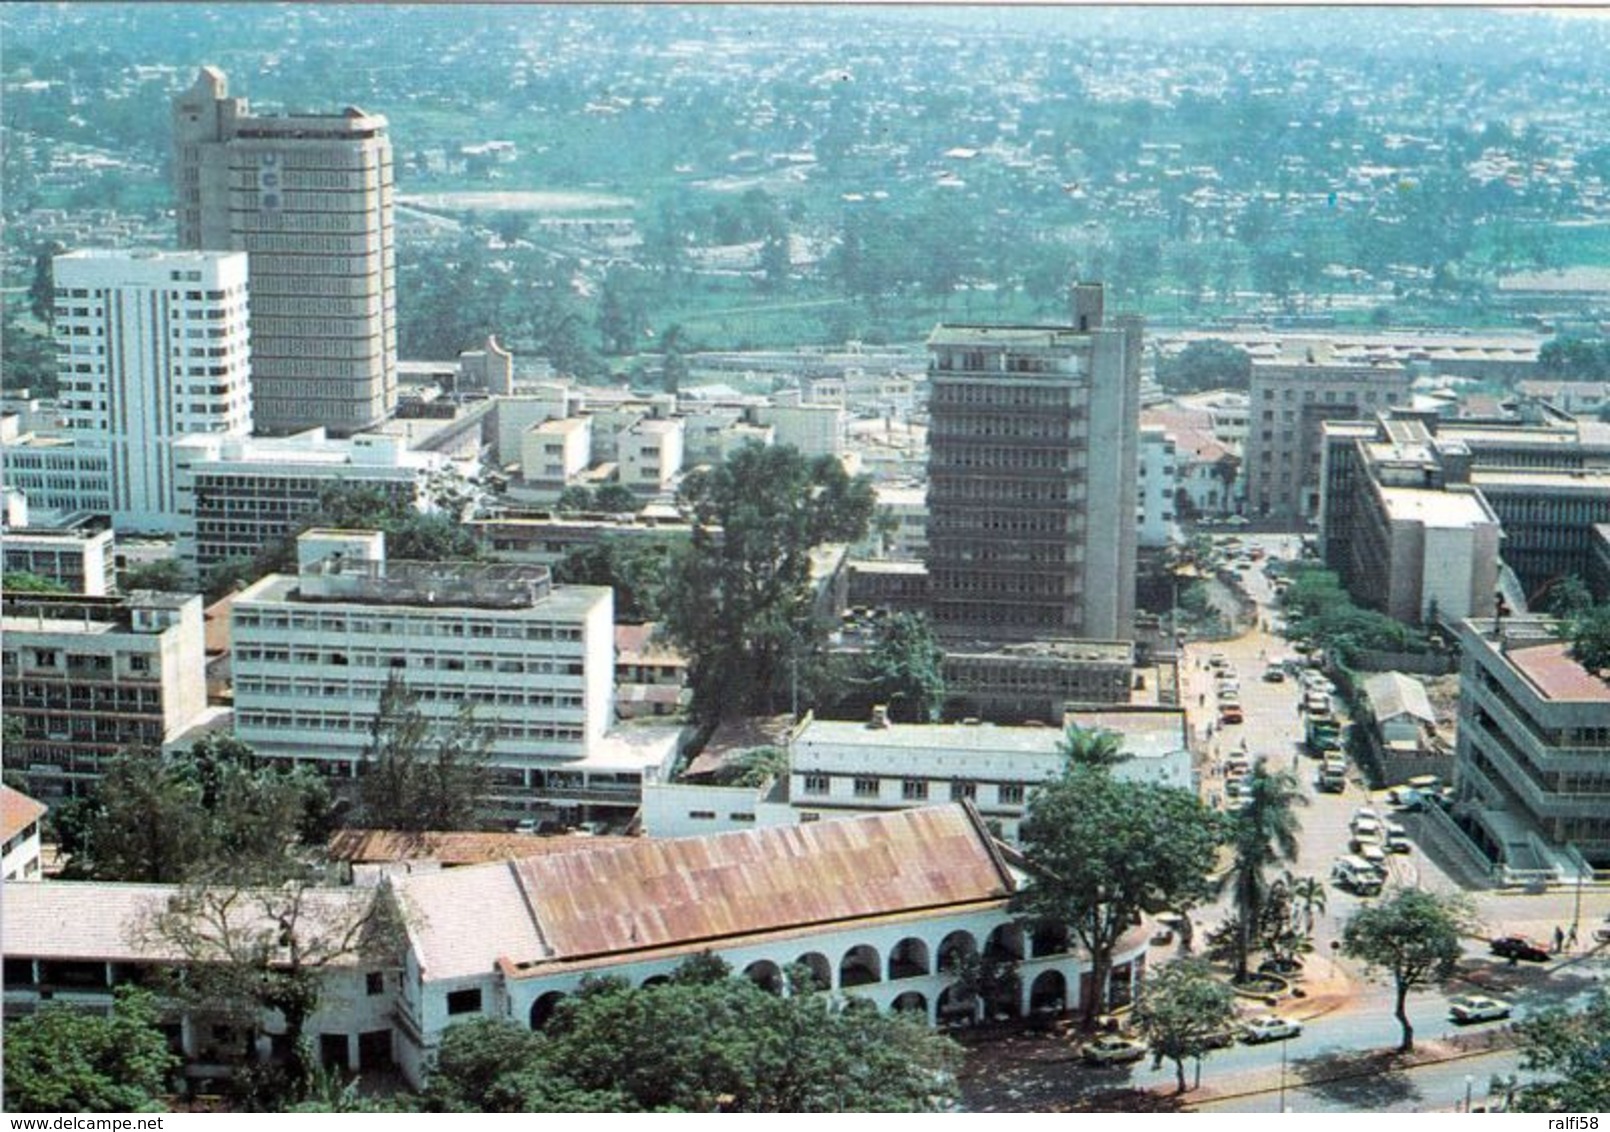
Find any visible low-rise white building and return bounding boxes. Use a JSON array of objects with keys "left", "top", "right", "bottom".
[
  {"left": 1137, "top": 424, "right": 1181, "bottom": 548},
  {"left": 2, "top": 526, "right": 116, "bottom": 596},
  {"left": 644, "top": 710, "right": 1192, "bottom": 844},
  {"left": 617, "top": 417, "right": 685, "bottom": 495},
  {"left": 389, "top": 804, "right": 1149, "bottom": 1086}
]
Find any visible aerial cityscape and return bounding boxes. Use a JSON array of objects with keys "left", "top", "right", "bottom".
[{"left": 5, "top": 2, "right": 1610, "bottom": 1116}]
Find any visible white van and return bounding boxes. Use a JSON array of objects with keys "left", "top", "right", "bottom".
[{"left": 1331, "top": 856, "right": 1383, "bottom": 894}]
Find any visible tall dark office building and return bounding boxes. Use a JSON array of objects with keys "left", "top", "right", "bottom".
[
  {"left": 925, "top": 284, "right": 1141, "bottom": 643},
  {"left": 172, "top": 66, "right": 397, "bottom": 436}
]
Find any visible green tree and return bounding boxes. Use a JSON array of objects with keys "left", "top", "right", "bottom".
[
  {"left": 357, "top": 675, "right": 493, "bottom": 832},
  {"left": 1564, "top": 602, "right": 1610, "bottom": 674},
  {"left": 120, "top": 558, "right": 190, "bottom": 593},
  {"left": 1058, "top": 723, "right": 1129, "bottom": 770},
  {"left": 555, "top": 485, "right": 596, "bottom": 513},
  {"left": 659, "top": 324, "right": 689, "bottom": 395},
  {"left": 2, "top": 571, "right": 69, "bottom": 593},
  {"left": 549, "top": 538, "right": 672, "bottom": 623},
  {"left": 854, "top": 612, "right": 945, "bottom": 723},
  {"left": 1156, "top": 340, "right": 1253, "bottom": 395},
  {"left": 1223, "top": 759, "right": 1306, "bottom": 982},
  {"left": 1131, "top": 958, "right": 1237, "bottom": 1094},
  {"left": 594, "top": 483, "right": 639, "bottom": 514},
  {"left": 662, "top": 443, "right": 875, "bottom": 721},
  {"left": 1341, "top": 888, "right": 1471, "bottom": 1053},
  {"left": 1540, "top": 575, "right": 1593, "bottom": 619},
  {"left": 137, "top": 881, "right": 404, "bottom": 1103},
  {"left": 1, "top": 987, "right": 177, "bottom": 1113},
  {"left": 1014, "top": 767, "right": 1223, "bottom": 1027},
  {"left": 1506, "top": 988, "right": 1610, "bottom": 1112},
  {"left": 426, "top": 957, "right": 961, "bottom": 1112},
  {"left": 302, "top": 483, "right": 479, "bottom": 562}
]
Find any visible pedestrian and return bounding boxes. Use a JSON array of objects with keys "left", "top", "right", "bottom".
[
  {"left": 1554, "top": 925, "right": 1565, "bottom": 953},
  {"left": 1567, "top": 925, "right": 1579, "bottom": 951},
  {"left": 1200, "top": 693, "right": 1206, "bottom": 707}
]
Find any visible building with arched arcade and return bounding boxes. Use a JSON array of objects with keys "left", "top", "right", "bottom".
[{"left": 390, "top": 803, "right": 1148, "bottom": 1087}]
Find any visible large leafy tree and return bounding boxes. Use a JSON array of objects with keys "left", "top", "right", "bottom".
[
  {"left": 1131, "top": 958, "right": 1238, "bottom": 1094},
  {"left": 837, "top": 611, "right": 946, "bottom": 723},
  {"left": 357, "top": 675, "right": 494, "bottom": 832},
  {"left": 1506, "top": 988, "right": 1610, "bottom": 1112},
  {"left": 1565, "top": 602, "right": 1610, "bottom": 674},
  {"left": 1341, "top": 888, "right": 1471, "bottom": 1053},
  {"left": 1014, "top": 767, "right": 1223, "bottom": 1026},
  {"left": 662, "top": 443, "right": 876, "bottom": 721},
  {"left": 1223, "top": 759, "right": 1306, "bottom": 982},
  {"left": 1156, "top": 339, "right": 1253, "bottom": 394},
  {"left": 2, "top": 987, "right": 177, "bottom": 1113},
  {"left": 425, "top": 957, "right": 961, "bottom": 1112},
  {"left": 551, "top": 538, "right": 675, "bottom": 622},
  {"left": 68, "top": 738, "right": 331, "bottom": 885}
]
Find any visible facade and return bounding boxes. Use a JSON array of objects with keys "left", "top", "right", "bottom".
[
  {"left": 1321, "top": 412, "right": 1610, "bottom": 608},
  {"left": 1136, "top": 423, "right": 1180, "bottom": 549},
  {"left": 172, "top": 429, "right": 445, "bottom": 571},
  {"left": 943, "top": 639, "right": 1135, "bottom": 724},
  {"left": 173, "top": 66, "right": 397, "bottom": 435},
  {"left": 643, "top": 709, "right": 1190, "bottom": 843},
  {"left": 469, "top": 511, "right": 692, "bottom": 570},
  {"left": 1, "top": 590, "right": 209, "bottom": 799},
  {"left": 617, "top": 417, "right": 685, "bottom": 495},
  {"left": 925, "top": 285, "right": 1141, "bottom": 643},
  {"left": 230, "top": 531, "right": 677, "bottom": 821},
  {"left": 1452, "top": 616, "right": 1610, "bottom": 873},
  {"left": 389, "top": 804, "right": 1149, "bottom": 1086},
  {"left": 1, "top": 786, "right": 48, "bottom": 881},
  {"left": 52, "top": 249, "right": 253, "bottom": 531},
  {"left": 2, "top": 526, "right": 116, "bottom": 596},
  {"left": 1, "top": 881, "right": 395, "bottom": 1077},
  {"left": 1244, "top": 345, "right": 1412, "bottom": 524},
  {"left": 0, "top": 432, "right": 112, "bottom": 518}
]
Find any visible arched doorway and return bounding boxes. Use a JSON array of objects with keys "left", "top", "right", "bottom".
[
  {"left": 839, "top": 943, "right": 881, "bottom": 988},
  {"left": 528, "top": 990, "right": 566, "bottom": 1031},
  {"left": 985, "top": 923, "right": 1025, "bottom": 964},
  {"left": 1029, "top": 969, "right": 1067, "bottom": 1016},
  {"left": 888, "top": 937, "right": 930, "bottom": 980},
  {"left": 937, "top": 930, "right": 977, "bottom": 974},
  {"left": 793, "top": 951, "right": 833, "bottom": 992},
  {"left": 743, "top": 959, "right": 784, "bottom": 995},
  {"left": 1030, "top": 921, "right": 1071, "bottom": 957},
  {"left": 936, "top": 983, "right": 976, "bottom": 1028},
  {"left": 640, "top": 975, "right": 671, "bottom": 989},
  {"left": 891, "top": 991, "right": 929, "bottom": 1017}
]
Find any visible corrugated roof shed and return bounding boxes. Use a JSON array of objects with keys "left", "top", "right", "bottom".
[
  {"left": 394, "top": 804, "right": 1014, "bottom": 981},
  {"left": 1362, "top": 671, "right": 1436, "bottom": 725}
]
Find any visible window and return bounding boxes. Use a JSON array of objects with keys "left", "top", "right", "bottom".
[
  {"left": 853, "top": 777, "right": 879, "bottom": 799},
  {"left": 446, "top": 988, "right": 482, "bottom": 1015},
  {"left": 803, "top": 774, "right": 829, "bottom": 796},
  {"left": 999, "top": 783, "right": 1025, "bottom": 805},
  {"left": 902, "top": 779, "right": 929, "bottom": 801},
  {"left": 366, "top": 971, "right": 385, "bottom": 996},
  {"left": 950, "top": 780, "right": 977, "bottom": 801}
]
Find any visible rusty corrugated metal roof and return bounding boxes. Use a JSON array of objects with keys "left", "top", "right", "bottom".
[{"left": 510, "top": 804, "right": 1011, "bottom": 961}]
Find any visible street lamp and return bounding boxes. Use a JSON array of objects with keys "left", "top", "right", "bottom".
[{"left": 1464, "top": 1073, "right": 1474, "bottom": 1114}]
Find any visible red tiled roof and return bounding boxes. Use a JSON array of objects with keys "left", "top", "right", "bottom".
[
  {"left": 327, "top": 828, "right": 634, "bottom": 866},
  {"left": 1, "top": 785, "right": 46, "bottom": 842}
]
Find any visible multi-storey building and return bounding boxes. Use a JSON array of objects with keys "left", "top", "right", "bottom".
[
  {"left": 1, "top": 526, "right": 116, "bottom": 596},
  {"left": 1452, "top": 616, "right": 1610, "bottom": 874},
  {"left": 1136, "top": 424, "right": 1180, "bottom": 549},
  {"left": 173, "top": 66, "right": 397, "bottom": 435},
  {"left": 1244, "top": 344, "right": 1412, "bottom": 524},
  {"left": 1321, "top": 411, "right": 1610, "bottom": 611},
  {"left": 171, "top": 430, "right": 446, "bottom": 572},
  {"left": 1, "top": 590, "right": 209, "bottom": 799},
  {"left": 230, "top": 530, "right": 675, "bottom": 821},
  {"left": 468, "top": 511, "right": 692, "bottom": 570},
  {"left": 925, "top": 284, "right": 1141, "bottom": 643},
  {"left": 51, "top": 249, "right": 252, "bottom": 532}
]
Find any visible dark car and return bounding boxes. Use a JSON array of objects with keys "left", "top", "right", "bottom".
[{"left": 1490, "top": 936, "right": 1550, "bottom": 962}]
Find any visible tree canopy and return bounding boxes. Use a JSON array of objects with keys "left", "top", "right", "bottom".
[
  {"left": 1155, "top": 339, "right": 1253, "bottom": 394},
  {"left": 1564, "top": 601, "right": 1610, "bottom": 674},
  {"left": 1058, "top": 724, "right": 1129, "bottom": 770},
  {"left": 1341, "top": 887, "right": 1471, "bottom": 1052},
  {"left": 356, "top": 675, "right": 494, "bottom": 832},
  {"left": 1223, "top": 759, "right": 1306, "bottom": 982},
  {"left": 1013, "top": 766, "right": 1223, "bottom": 1026},
  {"left": 2, "top": 987, "right": 177, "bottom": 1113},
  {"left": 661, "top": 443, "right": 876, "bottom": 721},
  {"left": 1506, "top": 988, "right": 1610, "bottom": 1112},
  {"left": 425, "top": 957, "right": 961, "bottom": 1112},
  {"left": 829, "top": 611, "right": 947, "bottom": 723},
  {"left": 1130, "top": 957, "right": 1238, "bottom": 1094}
]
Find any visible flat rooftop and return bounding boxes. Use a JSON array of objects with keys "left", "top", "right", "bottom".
[
  {"left": 1378, "top": 486, "right": 1495, "bottom": 528},
  {"left": 1505, "top": 640, "right": 1610, "bottom": 704}
]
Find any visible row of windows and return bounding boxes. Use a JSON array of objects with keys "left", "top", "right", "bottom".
[
  {"left": 235, "top": 677, "right": 583, "bottom": 709},
  {"left": 928, "top": 380, "right": 1082, "bottom": 405},
  {"left": 800, "top": 774, "right": 1026, "bottom": 805},
  {"left": 236, "top": 610, "right": 582, "bottom": 641},
  {"left": 238, "top": 709, "right": 584, "bottom": 743},
  {"left": 236, "top": 649, "right": 579, "bottom": 678}
]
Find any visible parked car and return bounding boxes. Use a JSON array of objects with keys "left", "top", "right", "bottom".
[
  {"left": 1490, "top": 936, "right": 1550, "bottom": 963},
  {"left": 1386, "top": 786, "right": 1427, "bottom": 811},
  {"left": 1242, "top": 1016, "right": 1302, "bottom": 1043},
  {"left": 1448, "top": 995, "right": 1512, "bottom": 1023},
  {"left": 1082, "top": 1035, "right": 1148, "bottom": 1065},
  {"left": 1262, "top": 663, "right": 1286, "bottom": 682},
  {"left": 1219, "top": 704, "right": 1245, "bottom": 725}
]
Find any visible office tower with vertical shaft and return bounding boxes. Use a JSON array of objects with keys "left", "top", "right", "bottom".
[
  {"left": 52, "top": 248, "right": 252, "bottom": 533},
  {"left": 925, "top": 284, "right": 1141, "bottom": 643},
  {"left": 172, "top": 66, "right": 396, "bottom": 436}
]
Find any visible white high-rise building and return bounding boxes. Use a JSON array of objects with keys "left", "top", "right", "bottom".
[
  {"left": 51, "top": 249, "right": 252, "bottom": 533},
  {"left": 173, "top": 66, "right": 397, "bottom": 436}
]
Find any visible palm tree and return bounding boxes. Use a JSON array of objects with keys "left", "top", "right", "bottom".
[
  {"left": 1224, "top": 760, "right": 1306, "bottom": 982},
  {"left": 1059, "top": 724, "right": 1129, "bottom": 771},
  {"left": 1285, "top": 871, "right": 1327, "bottom": 936}
]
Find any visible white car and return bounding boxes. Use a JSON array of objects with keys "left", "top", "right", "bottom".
[
  {"left": 1448, "top": 995, "right": 1512, "bottom": 1024},
  {"left": 1082, "top": 1035, "right": 1148, "bottom": 1065},
  {"left": 1242, "top": 1016, "right": 1302, "bottom": 1043}
]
